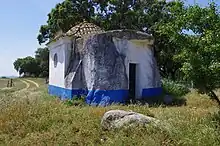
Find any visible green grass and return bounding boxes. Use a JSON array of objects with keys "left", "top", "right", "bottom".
[{"left": 0, "top": 79, "right": 219, "bottom": 146}]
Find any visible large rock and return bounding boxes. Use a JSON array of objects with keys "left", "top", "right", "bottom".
[{"left": 101, "top": 110, "right": 161, "bottom": 130}]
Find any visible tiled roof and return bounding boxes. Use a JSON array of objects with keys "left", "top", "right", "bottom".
[{"left": 65, "top": 21, "right": 104, "bottom": 38}]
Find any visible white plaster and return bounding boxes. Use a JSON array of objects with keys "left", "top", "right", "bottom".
[
  {"left": 48, "top": 35, "right": 161, "bottom": 99},
  {"left": 47, "top": 36, "right": 72, "bottom": 49},
  {"left": 83, "top": 52, "right": 95, "bottom": 90},
  {"left": 64, "top": 41, "right": 72, "bottom": 74},
  {"left": 48, "top": 37, "right": 72, "bottom": 88},
  {"left": 113, "top": 38, "right": 161, "bottom": 99}
]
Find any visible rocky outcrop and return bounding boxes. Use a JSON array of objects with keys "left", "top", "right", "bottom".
[{"left": 101, "top": 110, "right": 161, "bottom": 130}]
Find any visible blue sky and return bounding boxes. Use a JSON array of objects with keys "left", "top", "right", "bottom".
[{"left": 0, "top": 0, "right": 219, "bottom": 76}]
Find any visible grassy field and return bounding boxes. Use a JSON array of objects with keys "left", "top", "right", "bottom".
[
  {"left": 0, "top": 79, "right": 8, "bottom": 88},
  {"left": 0, "top": 78, "right": 219, "bottom": 146},
  {"left": 0, "top": 78, "right": 27, "bottom": 93}
]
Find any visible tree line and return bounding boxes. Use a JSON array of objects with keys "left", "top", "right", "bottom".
[
  {"left": 14, "top": 47, "right": 49, "bottom": 77},
  {"left": 14, "top": 0, "right": 220, "bottom": 101}
]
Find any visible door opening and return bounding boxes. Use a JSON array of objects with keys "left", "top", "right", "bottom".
[{"left": 129, "top": 63, "right": 136, "bottom": 101}]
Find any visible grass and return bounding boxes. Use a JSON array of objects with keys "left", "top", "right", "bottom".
[
  {"left": 0, "top": 78, "right": 26, "bottom": 94},
  {"left": 0, "top": 79, "right": 220, "bottom": 145},
  {"left": 0, "top": 79, "right": 8, "bottom": 88},
  {"left": 24, "top": 78, "right": 46, "bottom": 87}
]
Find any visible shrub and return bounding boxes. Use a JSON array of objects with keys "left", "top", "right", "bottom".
[
  {"left": 212, "top": 111, "right": 220, "bottom": 130},
  {"left": 162, "top": 79, "right": 190, "bottom": 97},
  {"left": 64, "top": 95, "right": 86, "bottom": 107}
]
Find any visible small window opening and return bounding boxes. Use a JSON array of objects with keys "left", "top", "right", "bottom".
[{"left": 54, "top": 53, "right": 58, "bottom": 68}]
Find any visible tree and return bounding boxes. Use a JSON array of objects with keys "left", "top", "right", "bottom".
[
  {"left": 13, "top": 57, "right": 41, "bottom": 77},
  {"left": 94, "top": 0, "right": 153, "bottom": 30},
  {"left": 13, "top": 58, "right": 24, "bottom": 76},
  {"left": 142, "top": 0, "right": 186, "bottom": 80},
  {"left": 175, "top": 3, "right": 220, "bottom": 103},
  {"left": 37, "top": 0, "right": 160, "bottom": 44},
  {"left": 14, "top": 48, "right": 49, "bottom": 78},
  {"left": 37, "top": 0, "right": 185, "bottom": 80},
  {"left": 37, "top": 0, "right": 97, "bottom": 44},
  {"left": 35, "top": 47, "right": 49, "bottom": 77},
  {"left": 156, "top": 2, "right": 220, "bottom": 103}
]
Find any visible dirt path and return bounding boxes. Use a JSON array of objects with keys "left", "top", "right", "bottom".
[
  {"left": 19, "top": 79, "right": 30, "bottom": 90},
  {"left": 24, "top": 79, "right": 39, "bottom": 88},
  {"left": 1, "top": 79, "right": 41, "bottom": 94},
  {"left": 18, "top": 79, "right": 39, "bottom": 92}
]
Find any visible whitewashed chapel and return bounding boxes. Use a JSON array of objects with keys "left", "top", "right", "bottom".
[{"left": 47, "top": 22, "right": 162, "bottom": 106}]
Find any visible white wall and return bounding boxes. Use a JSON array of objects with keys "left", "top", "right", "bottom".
[
  {"left": 48, "top": 36, "right": 160, "bottom": 97},
  {"left": 113, "top": 38, "right": 161, "bottom": 98},
  {"left": 64, "top": 42, "right": 72, "bottom": 74},
  {"left": 48, "top": 38, "right": 72, "bottom": 88}
]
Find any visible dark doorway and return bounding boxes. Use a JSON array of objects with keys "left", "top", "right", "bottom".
[{"left": 129, "top": 63, "right": 136, "bottom": 101}]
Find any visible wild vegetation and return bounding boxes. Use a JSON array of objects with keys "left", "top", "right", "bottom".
[{"left": 0, "top": 79, "right": 220, "bottom": 145}]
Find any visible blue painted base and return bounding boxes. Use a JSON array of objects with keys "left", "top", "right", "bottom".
[
  {"left": 48, "top": 85, "right": 128, "bottom": 106},
  {"left": 86, "top": 89, "right": 129, "bottom": 106},
  {"left": 48, "top": 85, "right": 72, "bottom": 100},
  {"left": 48, "top": 85, "right": 163, "bottom": 106},
  {"left": 142, "top": 87, "right": 163, "bottom": 98},
  {"left": 48, "top": 85, "right": 87, "bottom": 100}
]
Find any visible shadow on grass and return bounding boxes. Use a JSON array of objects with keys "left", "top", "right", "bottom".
[
  {"left": 133, "top": 79, "right": 191, "bottom": 107},
  {"left": 140, "top": 96, "right": 187, "bottom": 107},
  {"left": 124, "top": 95, "right": 187, "bottom": 107},
  {"left": 59, "top": 93, "right": 188, "bottom": 108}
]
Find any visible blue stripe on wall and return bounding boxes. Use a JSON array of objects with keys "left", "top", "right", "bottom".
[
  {"left": 48, "top": 85, "right": 163, "bottom": 106},
  {"left": 48, "top": 85, "right": 128, "bottom": 106},
  {"left": 48, "top": 85, "right": 85, "bottom": 100},
  {"left": 142, "top": 87, "right": 163, "bottom": 98},
  {"left": 86, "top": 89, "right": 129, "bottom": 106}
]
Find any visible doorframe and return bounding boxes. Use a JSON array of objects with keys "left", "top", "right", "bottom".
[{"left": 128, "top": 62, "right": 139, "bottom": 100}]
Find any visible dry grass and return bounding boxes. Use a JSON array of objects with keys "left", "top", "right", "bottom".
[
  {"left": 24, "top": 78, "right": 46, "bottom": 88},
  {"left": 0, "top": 79, "right": 219, "bottom": 146},
  {"left": 0, "top": 79, "right": 8, "bottom": 88},
  {"left": 0, "top": 79, "right": 26, "bottom": 92}
]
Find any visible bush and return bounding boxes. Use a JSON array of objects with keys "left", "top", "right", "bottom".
[
  {"left": 136, "top": 80, "right": 189, "bottom": 106},
  {"left": 64, "top": 95, "right": 86, "bottom": 107},
  {"left": 212, "top": 111, "right": 220, "bottom": 130},
  {"left": 162, "top": 79, "right": 190, "bottom": 97}
]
